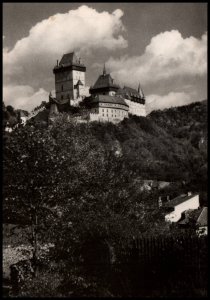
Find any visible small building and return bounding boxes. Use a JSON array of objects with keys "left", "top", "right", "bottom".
[
  {"left": 178, "top": 206, "right": 207, "bottom": 236},
  {"left": 163, "top": 193, "right": 200, "bottom": 223}
]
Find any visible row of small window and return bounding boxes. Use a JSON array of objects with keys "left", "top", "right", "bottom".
[
  {"left": 102, "top": 114, "right": 118, "bottom": 118},
  {"left": 101, "top": 103, "right": 119, "bottom": 107},
  {"left": 101, "top": 109, "right": 125, "bottom": 113}
]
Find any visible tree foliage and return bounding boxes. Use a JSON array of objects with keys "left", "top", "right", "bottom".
[{"left": 3, "top": 101, "right": 207, "bottom": 296}]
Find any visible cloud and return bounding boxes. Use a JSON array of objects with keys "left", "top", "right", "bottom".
[
  {"left": 3, "top": 85, "right": 49, "bottom": 111},
  {"left": 107, "top": 30, "right": 207, "bottom": 87},
  {"left": 146, "top": 91, "right": 196, "bottom": 113},
  {"left": 3, "top": 5, "right": 127, "bottom": 81}
]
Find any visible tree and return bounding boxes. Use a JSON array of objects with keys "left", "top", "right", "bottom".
[{"left": 3, "top": 116, "right": 149, "bottom": 276}]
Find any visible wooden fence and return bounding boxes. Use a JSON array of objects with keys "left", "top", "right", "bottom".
[
  {"left": 7, "top": 235, "right": 208, "bottom": 297},
  {"left": 85, "top": 235, "right": 208, "bottom": 297}
]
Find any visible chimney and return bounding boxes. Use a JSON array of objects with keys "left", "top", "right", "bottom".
[
  {"left": 158, "top": 196, "right": 162, "bottom": 208},
  {"left": 187, "top": 191, "right": 192, "bottom": 196},
  {"left": 167, "top": 195, "right": 170, "bottom": 201},
  {"left": 57, "top": 60, "right": 58, "bottom": 66}
]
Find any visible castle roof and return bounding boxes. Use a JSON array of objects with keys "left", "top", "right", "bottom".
[
  {"left": 116, "top": 86, "right": 142, "bottom": 99},
  {"left": 91, "top": 94, "right": 128, "bottom": 107},
  {"left": 91, "top": 74, "right": 120, "bottom": 91},
  {"left": 59, "top": 52, "right": 85, "bottom": 67}
]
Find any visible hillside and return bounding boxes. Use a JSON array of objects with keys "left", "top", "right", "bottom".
[
  {"left": 4, "top": 100, "right": 207, "bottom": 187},
  {"left": 149, "top": 100, "right": 207, "bottom": 149},
  {"left": 3, "top": 100, "right": 208, "bottom": 298}
]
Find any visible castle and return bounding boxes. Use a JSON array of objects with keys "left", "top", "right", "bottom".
[{"left": 49, "top": 52, "right": 146, "bottom": 123}]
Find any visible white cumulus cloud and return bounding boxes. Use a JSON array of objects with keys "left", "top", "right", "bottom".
[
  {"left": 3, "top": 5, "right": 127, "bottom": 79},
  {"left": 107, "top": 30, "right": 207, "bottom": 87},
  {"left": 146, "top": 91, "right": 195, "bottom": 113},
  {"left": 3, "top": 85, "right": 49, "bottom": 111}
]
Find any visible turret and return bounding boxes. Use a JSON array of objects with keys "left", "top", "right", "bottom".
[{"left": 138, "top": 82, "right": 145, "bottom": 104}]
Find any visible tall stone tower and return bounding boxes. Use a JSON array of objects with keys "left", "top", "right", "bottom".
[{"left": 53, "top": 52, "right": 86, "bottom": 103}]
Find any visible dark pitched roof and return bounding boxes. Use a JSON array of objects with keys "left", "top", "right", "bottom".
[
  {"left": 115, "top": 88, "right": 129, "bottom": 99},
  {"left": 75, "top": 79, "right": 83, "bottom": 86},
  {"left": 90, "top": 94, "right": 128, "bottom": 107},
  {"left": 163, "top": 193, "right": 199, "bottom": 208},
  {"left": 197, "top": 207, "right": 207, "bottom": 226},
  {"left": 178, "top": 207, "right": 207, "bottom": 227},
  {"left": 125, "top": 86, "right": 141, "bottom": 97},
  {"left": 116, "top": 86, "right": 143, "bottom": 100},
  {"left": 59, "top": 52, "right": 85, "bottom": 67},
  {"left": 91, "top": 74, "right": 120, "bottom": 90}
]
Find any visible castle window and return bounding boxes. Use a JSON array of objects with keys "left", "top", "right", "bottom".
[
  {"left": 61, "top": 95, "right": 63, "bottom": 100},
  {"left": 61, "top": 85, "right": 63, "bottom": 91}
]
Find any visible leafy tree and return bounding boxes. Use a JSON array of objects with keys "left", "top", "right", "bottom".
[{"left": 4, "top": 116, "right": 156, "bottom": 276}]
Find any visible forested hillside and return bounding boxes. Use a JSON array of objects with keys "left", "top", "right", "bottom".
[
  {"left": 149, "top": 100, "right": 207, "bottom": 149},
  {"left": 3, "top": 100, "right": 207, "bottom": 297}
]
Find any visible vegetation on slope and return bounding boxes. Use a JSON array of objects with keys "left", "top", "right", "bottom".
[{"left": 3, "top": 100, "right": 207, "bottom": 296}]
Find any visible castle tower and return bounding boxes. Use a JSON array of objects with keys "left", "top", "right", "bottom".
[
  {"left": 53, "top": 52, "right": 86, "bottom": 103},
  {"left": 89, "top": 64, "right": 119, "bottom": 96}
]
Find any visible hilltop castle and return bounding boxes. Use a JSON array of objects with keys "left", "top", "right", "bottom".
[{"left": 49, "top": 52, "right": 146, "bottom": 123}]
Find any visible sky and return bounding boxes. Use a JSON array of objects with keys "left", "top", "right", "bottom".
[{"left": 3, "top": 2, "right": 207, "bottom": 112}]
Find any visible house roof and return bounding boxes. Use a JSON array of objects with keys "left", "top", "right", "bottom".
[
  {"left": 90, "top": 94, "right": 129, "bottom": 107},
  {"left": 178, "top": 207, "right": 207, "bottom": 227},
  {"left": 197, "top": 207, "right": 207, "bottom": 226},
  {"left": 91, "top": 74, "right": 120, "bottom": 90},
  {"left": 59, "top": 52, "right": 85, "bottom": 67},
  {"left": 163, "top": 193, "right": 199, "bottom": 208}
]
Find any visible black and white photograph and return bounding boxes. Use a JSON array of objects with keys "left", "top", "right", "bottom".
[{"left": 3, "top": 2, "right": 207, "bottom": 297}]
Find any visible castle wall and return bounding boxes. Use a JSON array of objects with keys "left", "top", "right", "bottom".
[
  {"left": 89, "top": 113, "right": 123, "bottom": 124},
  {"left": 55, "top": 71, "right": 74, "bottom": 101},
  {"left": 90, "top": 102, "right": 128, "bottom": 123},
  {"left": 55, "top": 68, "right": 86, "bottom": 101},
  {"left": 125, "top": 99, "right": 146, "bottom": 117}
]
